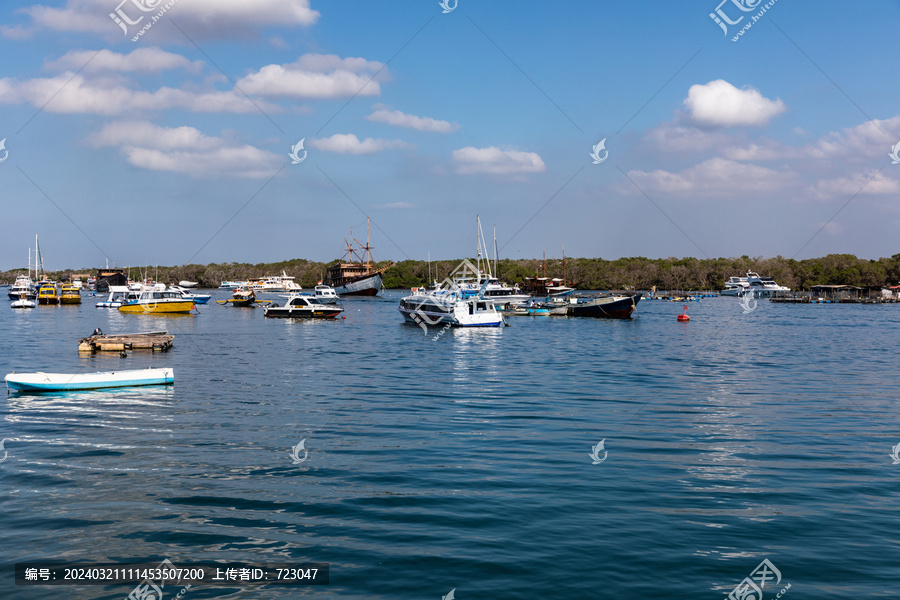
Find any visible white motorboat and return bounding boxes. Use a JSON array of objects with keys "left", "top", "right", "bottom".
[
  {"left": 247, "top": 271, "right": 301, "bottom": 293},
  {"left": 398, "top": 288, "right": 504, "bottom": 328},
  {"left": 5, "top": 367, "right": 174, "bottom": 392},
  {"left": 169, "top": 286, "right": 212, "bottom": 304},
  {"left": 313, "top": 284, "right": 339, "bottom": 304},
  {"left": 96, "top": 286, "right": 133, "bottom": 308},
  {"left": 219, "top": 280, "right": 248, "bottom": 290},
  {"left": 11, "top": 295, "right": 35, "bottom": 309},
  {"left": 264, "top": 294, "right": 344, "bottom": 319},
  {"left": 179, "top": 280, "right": 198, "bottom": 288}
]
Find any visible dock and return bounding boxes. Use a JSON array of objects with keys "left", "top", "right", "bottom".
[{"left": 78, "top": 331, "right": 174, "bottom": 353}]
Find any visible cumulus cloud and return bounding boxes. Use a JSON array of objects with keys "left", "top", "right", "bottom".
[
  {"left": 309, "top": 133, "right": 411, "bottom": 154},
  {"left": 684, "top": 80, "right": 786, "bottom": 127},
  {"left": 366, "top": 105, "right": 458, "bottom": 133},
  {"left": 0, "top": 72, "right": 279, "bottom": 114},
  {"left": 625, "top": 157, "right": 797, "bottom": 197},
  {"left": 812, "top": 169, "right": 900, "bottom": 198},
  {"left": 451, "top": 146, "right": 545, "bottom": 175},
  {"left": 46, "top": 48, "right": 202, "bottom": 73},
  {"left": 6, "top": 0, "right": 319, "bottom": 38},
  {"left": 236, "top": 54, "right": 386, "bottom": 99},
  {"left": 87, "top": 121, "right": 280, "bottom": 178}
]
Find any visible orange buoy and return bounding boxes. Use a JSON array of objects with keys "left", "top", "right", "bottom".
[{"left": 677, "top": 305, "right": 690, "bottom": 322}]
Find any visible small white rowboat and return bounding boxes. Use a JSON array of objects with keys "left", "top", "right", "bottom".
[{"left": 5, "top": 367, "right": 174, "bottom": 392}]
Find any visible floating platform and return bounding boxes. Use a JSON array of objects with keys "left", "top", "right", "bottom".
[{"left": 78, "top": 331, "right": 174, "bottom": 353}]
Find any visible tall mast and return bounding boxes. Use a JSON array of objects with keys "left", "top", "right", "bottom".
[
  {"left": 35, "top": 235, "right": 44, "bottom": 280},
  {"left": 562, "top": 243, "right": 567, "bottom": 284},
  {"left": 28, "top": 248, "right": 31, "bottom": 280},
  {"left": 493, "top": 226, "right": 498, "bottom": 279},
  {"left": 365, "top": 217, "right": 372, "bottom": 265},
  {"left": 542, "top": 249, "right": 545, "bottom": 278}
]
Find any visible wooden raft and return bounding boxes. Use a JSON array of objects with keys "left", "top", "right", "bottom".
[{"left": 78, "top": 330, "right": 174, "bottom": 353}]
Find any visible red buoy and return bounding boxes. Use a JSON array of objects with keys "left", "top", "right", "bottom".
[{"left": 677, "top": 305, "right": 690, "bottom": 322}]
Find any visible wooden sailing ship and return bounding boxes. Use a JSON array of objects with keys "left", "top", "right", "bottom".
[
  {"left": 325, "top": 219, "right": 392, "bottom": 296},
  {"left": 520, "top": 246, "right": 577, "bottom": 297}
]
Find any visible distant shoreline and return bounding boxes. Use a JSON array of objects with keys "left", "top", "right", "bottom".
[{"left": 3, "top": 253, "right": 898, "bottom": 291}]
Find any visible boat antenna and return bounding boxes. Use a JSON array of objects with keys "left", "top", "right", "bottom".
[{"left": 493, "top": 226, "right": 498, "bottom": 280}]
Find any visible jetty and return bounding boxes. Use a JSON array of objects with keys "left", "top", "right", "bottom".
[{"left": 78, "top": 331, "right": 174, "bottom": 353}]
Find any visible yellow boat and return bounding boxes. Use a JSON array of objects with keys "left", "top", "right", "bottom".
[
  {"left": 119, "top": 290, "right": 195, "bottom": 314},
  {"left": 59, "top": 284, "right": 82, "bottom": 304},
  {"left": 38, "top": 284, "right": 58, "bottom": 305}
]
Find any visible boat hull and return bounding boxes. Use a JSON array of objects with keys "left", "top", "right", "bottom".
[
  {"left": 119, "top": 301, "right": 195, "bottom": 314},
  {"left": 567, "top": 293, "right": 642, "bottom": 319},
  {"left": 331, "top": 273, "right": 383, "bottom": 296},
  {"left": 264, "top": 306, "right": 344, "bottom": 319},
  {"left": 5, "top": 368, "right": 174, "bottom": 392}
]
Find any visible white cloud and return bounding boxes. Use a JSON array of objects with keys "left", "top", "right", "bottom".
[
  {"left": 0, "top": 72, "right": 279, "bottom": 114},
  {"left": 46, "top": 48, "right": 202, "bottom": 73},
  {"left": 87, "top": 121, "right": 280, "bottom": 178},
  {"left": 451, "top": 146, "right": 545, "bottom": 175},
  {"left": 812, "top": 169, "right": 900, "bottom": 198},
  {"left": 625, "top": 157, "right": 797, "bottom": 197},
  {"left": 684, "top": 80, "right": 786, "bottom": 127},
  {"left": 236, "top": 54, "right": 386, "bottom": 99},
  {"left": 309, "top": 133, "right": 411, "bottom": 154},
  {"left": 8, "top": 0, "right": 319, "bottom": 38},
  {"left": 366, "top": 105, "right": 458, "bottom": 133}
]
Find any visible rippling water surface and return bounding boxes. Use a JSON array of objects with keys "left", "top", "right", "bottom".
[{"left": 2, "top": 293, "right": 899, "bottom": 599}]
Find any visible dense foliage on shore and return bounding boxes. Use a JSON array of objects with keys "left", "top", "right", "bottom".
[{"left": 3, "top": 254, "right": 900, "bottom": 291}]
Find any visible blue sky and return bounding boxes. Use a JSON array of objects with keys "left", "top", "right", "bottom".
[{"left": 1, "top": 0, "right": 899, "bottom": 271}]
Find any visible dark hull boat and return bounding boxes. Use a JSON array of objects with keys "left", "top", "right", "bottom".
[
  {"left": 567, "top": 293, "right": 642, "bottom": 319},
  {"left": 324, "top": 219, "right": 391, "bottom": 297}
]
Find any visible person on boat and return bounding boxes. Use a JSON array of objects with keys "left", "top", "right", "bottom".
[{"left": 92, "top": 327, "right": 103, "bottom": 336}]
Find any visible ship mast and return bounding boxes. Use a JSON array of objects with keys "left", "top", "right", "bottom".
[{"left": 562, "top": 243, "right": 566, "bottom": 285}]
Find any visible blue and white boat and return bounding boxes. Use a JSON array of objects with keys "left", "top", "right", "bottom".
[
  {"left": 5, "top": 367, "right": 174, "bottom": 392},
  {"left": 170, "top": 286, "right": 212, "bottom": 304}
]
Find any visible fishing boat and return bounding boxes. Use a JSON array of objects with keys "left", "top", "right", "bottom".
[
  {"left": 59, "top": 284, "right": 81, "bottom": 304},
  {"left": 567, "top": 293, "right": 642, "bottom": 319},
  {"left": 325, "top": 219, "right": 392, "bottom": 296},
  {"left": 169, "top": 286, "right": 212, "bottom": 304},
  {"left": 312, "top": 284, "right": 339, "bottom": 304},
  {"left": 216, "top": 288, "right": 271, "bottom": 308},
  {"left": 119, "top": 290, "right": 195, "bottom": 314},
  {"left": 179, "top": 280, "right": 198, "bottom": 288},
  {"left": 95, "top": 286, "right": 132, "bottom": 308},
  {"left": 37, "top": 284, "right": 58, "bottom": 305},
  {"left": 264, "top": 294, "right": 344, "bottom": 319},
  {"left": 5, "top": 367, "right": 174, "bottom": 392}
]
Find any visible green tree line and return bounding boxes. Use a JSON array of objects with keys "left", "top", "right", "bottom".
[{"left": 4, "top": 254, "right": 900, "bottom": 290}]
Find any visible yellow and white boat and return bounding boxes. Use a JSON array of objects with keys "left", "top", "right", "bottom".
[
  {"left": 119, "top": 290, "right": 195, "bottom": 314},
  {"left": 59, "top": 284, "right": 82, "bottom": 304},
  {"left": 37, "top": 284, "right": 58, "bottom": 305}
]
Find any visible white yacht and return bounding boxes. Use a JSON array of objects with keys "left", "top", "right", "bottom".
[
  {"left": 248, "top": 271, "right": 301, "bottom": 293},
  {"left": 8, "top": 274, "right": 34, "bottom": 300},
  {"left": 96, "top": 286, "right": 132, "bottom": 308},
  {"left": 723, "top": 272, "right": 790, "bottom": 297}
]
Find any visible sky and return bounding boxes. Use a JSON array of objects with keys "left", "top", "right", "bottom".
[{"left": 1, "top": 0, "right": 899, "bottom": 271}]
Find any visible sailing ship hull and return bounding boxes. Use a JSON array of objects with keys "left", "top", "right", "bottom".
[
  {"left": 567, "top": 294, "right": 642, "bottom": 319},
  {"left": 330, "top": 273, "right": 383, "bottom": 296}
]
